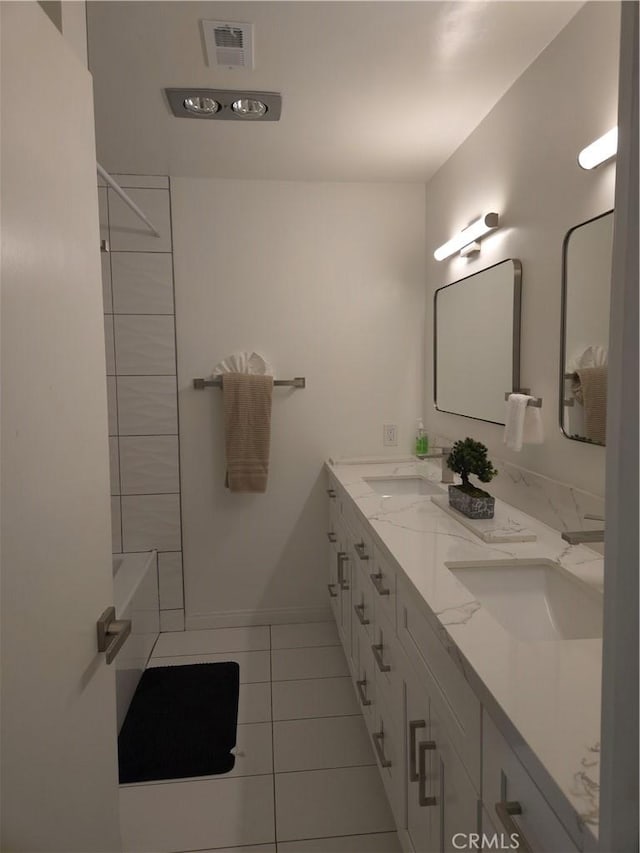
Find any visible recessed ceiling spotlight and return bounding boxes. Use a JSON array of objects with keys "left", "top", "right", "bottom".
[
  {"left": 165, "top": 89, "right": 281, "bottom": 121},
  {"left": 183, "top": 96, "right": 220, "bottom": 115},
  {"left": 231, "top": 98, "right": 268, "bottom": 118}
]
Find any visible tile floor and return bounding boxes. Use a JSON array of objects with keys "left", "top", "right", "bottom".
[{"left": 120, "top": 622, "right": 401, "bottom": 853}]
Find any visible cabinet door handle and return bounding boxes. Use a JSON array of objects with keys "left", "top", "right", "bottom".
[
  {"left": 354, "top": 542, "right": 369, "bottom": 560},
  {"left": 353, "top": 602, "right": 370, "bottom": 626},
  {"left": 327, "top": 531, "right": 337, "bottom": 543},
  {"left": 372, "top": 643, "right": 391, "bottom": 673},
  {"left": 327, "top": 584, "right": 338, "bottom": 599},
  {"left": 408, "top": 719, "right": 426, "bottom": 782},
  {"left": 495, "top": 802, "right": 533, "bottom": 853},
  {"left": 370, "top": 572, "right": 390, "bottom": 596},
  {"left": 356, "top": 677, "right": 372, "bottom": 706},
  {"left": 337, "top": 552, "right": 348, "bottom": 589},
  {"left": 418, "top": 740, "right": 437, "bottom": 807},
  {"left": 372, "top": 730, "right": 392, "bottom": 768},
  {"left": 326, "top": 489, "right": 336, "bottom": 498}
]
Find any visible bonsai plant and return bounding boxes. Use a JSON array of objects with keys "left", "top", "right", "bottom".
[{"left": 446, "top": 438, "right": 498, "bottom": 519}]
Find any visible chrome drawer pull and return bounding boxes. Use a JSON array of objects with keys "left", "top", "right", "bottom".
[
  {"left": 326, "top": 489, "right": 336, "bottom": 498},
  {"left": 354, "top": 542, "right": 369, "bottom": 560},
  {"left": 495, "top": 802, "right": 533, "bottom": 853},
  {"left": 327, "top": 531, "right": 337, "bottom": 543},
  {"left": 97, "top": 607, "right": 131, "bottom": 665},
  {"left": 372, "top": 643, "right": 391, "bottom": 673},
  {"left": 327, "top": 583, "right": 338, "bottom": 599},
  {"left": 356, "top": 677, "right": 372, "bottom": 706},
  {"left": 353, "top": 602, "right": 370, "bottom": 626},
  {"left": 372, "top": 730, "right": 391, "bottom": 768},
  {"left": 418, "top": 740, "right": 437, "bottom": 807},
  {"left": 337, "top": 552, "right": 348, "bottom": 589},
  {"left": 370, "top": 572, "right": 390, "bottom": 596},
  {"left": 409, "top": 719, "right": 426, "bottom": 782}
]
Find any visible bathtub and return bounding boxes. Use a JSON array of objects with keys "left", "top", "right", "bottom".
[{"left": 113, "top": 551, "right": 160, "bottom": 732}]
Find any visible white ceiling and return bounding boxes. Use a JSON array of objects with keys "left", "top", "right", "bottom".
[{"left": 88, "top": 1, "right": 582, "bottom": 182}]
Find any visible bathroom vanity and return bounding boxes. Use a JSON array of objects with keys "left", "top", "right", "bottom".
[{"left": 325, "top": 458, "right": 604, "bottom": 853}]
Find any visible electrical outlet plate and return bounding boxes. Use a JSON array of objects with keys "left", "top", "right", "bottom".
[{"left": 383, "top": 424, "right": 398, "bottom": 446}]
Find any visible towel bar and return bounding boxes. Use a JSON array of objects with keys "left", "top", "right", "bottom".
[
  {"left": 193, "top": 377, "right": 306, "bottom": 390},
  {"left": 504, "top": 392, "right": 542, "bottom": 408}
]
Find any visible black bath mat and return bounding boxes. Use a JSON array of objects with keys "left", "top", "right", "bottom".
[{"left": 118, "top": 662, "right": 240, "bottom": 784}]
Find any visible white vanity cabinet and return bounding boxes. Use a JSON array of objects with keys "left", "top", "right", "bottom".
[
  {"left": 482, "top": 713, "right": 579, "bottom": 853},
  {"left": 405, "top": 672, "right": 481, "bottom": 853},
  {"left": 325, "top": 470, "right": 583, "bottom": 852}
]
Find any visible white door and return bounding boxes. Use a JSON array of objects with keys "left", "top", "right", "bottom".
[{"left": 1, "top": 4, "right": 121, "bottom": 851}]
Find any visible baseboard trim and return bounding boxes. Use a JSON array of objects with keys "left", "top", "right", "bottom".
[{"left": 185, "top": 606, "right": 333, "bottom": 630}]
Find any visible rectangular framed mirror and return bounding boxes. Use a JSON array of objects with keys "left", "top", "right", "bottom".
[
  {"left": 434, "top": 259, "right": 522, "bottom": 425},
  {"left": 560, "top": 209, "right": 613, "bottom": 446}
]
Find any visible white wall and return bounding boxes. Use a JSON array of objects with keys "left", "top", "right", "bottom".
[
  {"left": 172, "top": 179, "right": 425, "bottom": 625},
  {"left": 424, "top": 2, "right": 619, "bottom": 498}
]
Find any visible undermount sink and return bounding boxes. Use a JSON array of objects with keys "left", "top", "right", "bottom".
[
  {"left": 447, "top": 559, "right": 603, "bottom": 641},
  {"left": 364, "top": 476, "right": 443, "bottom": 497}
]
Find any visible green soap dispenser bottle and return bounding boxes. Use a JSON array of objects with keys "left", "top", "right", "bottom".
[{"left": 415, "top": 419, "right": 429, "bottom": 457}]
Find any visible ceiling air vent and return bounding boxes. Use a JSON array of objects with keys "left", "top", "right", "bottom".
[{"left": 202, "top": 21, "right": 254, "bottom": 70}]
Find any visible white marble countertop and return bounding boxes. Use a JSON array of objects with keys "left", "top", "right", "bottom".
[{"left": 326, "top": 457, "right": 603, "bottom": 849}]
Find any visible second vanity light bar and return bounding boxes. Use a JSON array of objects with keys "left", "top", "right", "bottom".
[{"left": 433, "top": 213, "right": 499, "bottom": 261}]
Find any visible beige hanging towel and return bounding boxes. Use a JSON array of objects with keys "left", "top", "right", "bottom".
[
  {"left": 571, "top": 367, "right": 607, "bottom": 444},
  {"left": 222, "top": 373, "right": 274, "bottom": 493}
]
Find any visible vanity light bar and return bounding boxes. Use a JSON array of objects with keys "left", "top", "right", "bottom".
[
  {"left": 578, "top": 126, "right": 618, "bottom": 170},
  {"left": 433, "top": 213, "right": 499, "bottom": 261}
]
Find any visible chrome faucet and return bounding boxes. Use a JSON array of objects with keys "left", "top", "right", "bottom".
[
  {"left": 417, "top": 445, "right": 455, "bottom": 484},
  {"left": 561, "top": 512, "right": 605, "bottom": 544},
  {"left": 561, "top": 529, "right": 605, "bottom": 544}
]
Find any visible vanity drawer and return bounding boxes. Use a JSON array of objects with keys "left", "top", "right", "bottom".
[
  {"left": 371, "top": 608, "right": 404, "bottom": 727},
  {"left": 372, "top": 691, "right": 404, "bottom": 829},
  {"left": 351, "top": 553, "right": 375, "bottom": 642},
  {"left": 369, "top": 546, "right": 397, "bottom": 629},
  {"left": 354, "top": 627, "right": 376, "bottom": 732},
  {"left": 397, "top": 579, "right": 481, "bottom": 789},
  {"left": 483, "top": 712, "right": 579, "bottom": 853}
]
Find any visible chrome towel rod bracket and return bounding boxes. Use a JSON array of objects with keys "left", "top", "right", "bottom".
[
  {"left": 504, "top": 390, "right": 542, "bottom": 408},
  {"left": 194, "top": 377, "right": 306, "bottom": 390}
]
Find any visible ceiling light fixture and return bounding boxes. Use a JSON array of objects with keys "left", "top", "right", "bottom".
[
  {"left": 434, "top": 213, "right": 499, "bottom": 261},
  {"left": 231, "top": 98, "right": 268, "bottom": 118},
  {"left": 183, "top": 96, "right": 220, "bottom": 115},
  {"left": 165, "top": 89, "right": 281, "bottom": 121},
  {"left": 577, "top": 126, "right": 618, "bottom": 169}
]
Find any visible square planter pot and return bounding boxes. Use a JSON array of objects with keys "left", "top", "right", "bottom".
[{"left": 448, "top": 485, "right": 495, "bottom": 519}]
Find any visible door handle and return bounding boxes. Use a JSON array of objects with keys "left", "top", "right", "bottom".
[
  {"left": 418, "top": 740, "right": 437, "bottom": 806},
  {"left": 354, "top": 602, "right": 370, "bottom": 625},
  {"left": 337, "top": 552, "right": 348, "bottom": 589},
  {"left": 372, "top": 729, "right": 392, "bottom": 768},
  {"left": 409, "top": 719, "right": 426, "bottom": 782},
  {"left": 327, "top": 531, "right": 337, "bottom": 543},
  {"left": 370, "top": 572, "right": 390, "bottom": 596},
  {"left": 97, "top": 606, "right": 131, "bottom": 665},
  {"left": 356, "top": 677, "right": 372, "bottom": 706},
  {"left": 495, "top": 802, "right": 533, "bottom": 853},
  {"left": 354, "top": 542, "right": 369, "bottom": 561},
  {"left": 372, "top": 642, "right": 391, "bottom": 673},
  {"left": 326, "top": 489, "right": 336, "bottom": 498}
]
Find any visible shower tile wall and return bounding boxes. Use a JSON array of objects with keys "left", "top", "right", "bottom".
[{"left": 99, "top": 175, "right": 184, "bottom": 631}]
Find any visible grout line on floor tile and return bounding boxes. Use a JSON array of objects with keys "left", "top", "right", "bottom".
[
  {"left": 269, "top": 625, "right": 278, "bottom": 848},
  {"left": 152, "top": 647, "right": 271, "bottom": 658},
  {"left": 119, "top": 770, "right": 275, "bottom": 789},
  {"left": 273, "top": 713, "right": 362, "bottom": 723},
  {"left": 274, "top": 761, "right": 376, "bottom": 776},
  {"left": 271, "top": 642, "right": 341, "bottom": 651}
]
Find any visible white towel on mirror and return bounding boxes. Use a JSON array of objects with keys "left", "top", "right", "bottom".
[{"left": 504, "top": 394, "right": 544, "bottom": 452}]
